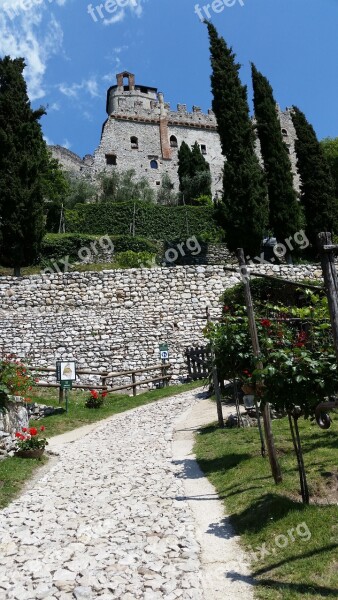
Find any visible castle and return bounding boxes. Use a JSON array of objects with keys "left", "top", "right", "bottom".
[{"left": 51, "top": 71, "right": 300, "bottom": 196}]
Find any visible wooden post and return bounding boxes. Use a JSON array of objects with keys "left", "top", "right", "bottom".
[
  {"left": 237, "top": 248, "right": 282, "bottom": 483},
  {"left": 132, "top": 372, "right": 137, "bottom": 396},
  {"left": 59, "top": 386, "right": 64, "bottom": 404},
  {"left": 207, "top": 307, "right": 224, "bottom": 428},
  {"left": 318, "top": 232, "right": 338, "bottom": 362}
]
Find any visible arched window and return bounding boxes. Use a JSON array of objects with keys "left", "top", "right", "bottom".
[
  {"left": 150, "top": 160, "right": 158, "bottom": 169},
  {"left": 131, "top": 136, "right": 138, "bottom": 149},
  {"left": 281, "top": 128, "right": 288, "bottom": 137},
  {"left": 201, "top": 144, "right": 207, "bottom": 155},
  {"left": 170, "top": 135, "right": 178, "bottom": 148}
]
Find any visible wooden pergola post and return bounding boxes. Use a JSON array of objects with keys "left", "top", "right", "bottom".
[{"left": 237, "top": 249, "right": 282, "bottom": 484}]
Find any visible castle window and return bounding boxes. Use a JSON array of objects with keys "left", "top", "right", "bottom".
[
  {"left": 201, "top": 144, "right": 207, "bottom": 155},
  {"left": 105, "top": 154, "right": 117, "bottom": 166},
  {"left": 170, "top": 135, "right": 178, "bottom": 148},
  {"left": 282, "top": 128, "right": 288, "bottom": 137},
  {"left": 131, "top": 136, "right": 139, "bottom": 149},
  {"left": 140, "top": 86, "right": 148, "bottom": 94},
  {"left": 156, "top": 181, "right": 161, "bottom": 186},
  {"left": 150, "top": 160, "right": 158, "bottom": 169}
]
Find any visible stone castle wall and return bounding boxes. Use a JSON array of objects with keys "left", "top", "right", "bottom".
[
  {"left": 51, "top": 73, "right": 299, "bottom": 198},
  {"left": 0, "top": 264, "right": 322, "bottom": 387}
]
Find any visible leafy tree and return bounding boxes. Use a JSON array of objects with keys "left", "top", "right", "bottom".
[
  {"left": 292, "top": 107, "right": 338, "bottom": 247},
  {"left": 177, "top": 141, "right": 211, "bottom": 204},
  {"left": 98, "top": 170, "right": 155, "bottom": 204},
  {"left": 320, "top": 137, "right": 338, "bottom": 198},
  {"left": 42, "top": 151, "right": 70, "bottom": 204},
  {"left": 251, "top": 65, "right": 302, "bottom": 247},
  {"left": 157, "top": 173, "right": 178, "bottom": 205},
  {"left": 206, "top": 22, "right": 268, "bottom": 256},
  {"left": 45, "top": 173, "right": 96, "bottom": 233},
  {"left": 0, "top": 56, "right": 48, "bottom": 275}
]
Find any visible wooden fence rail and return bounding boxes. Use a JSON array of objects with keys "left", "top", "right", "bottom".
[{"left": 31, "top": 363, "right": 171, "bottom": 402}]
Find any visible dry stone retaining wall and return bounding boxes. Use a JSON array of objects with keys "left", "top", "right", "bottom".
[{"left": 0, "top": 264, "right": 323, "bottom": 385}]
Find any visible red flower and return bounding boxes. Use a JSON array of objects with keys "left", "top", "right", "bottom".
[
  {"left": 223, "top": 305, "right": 230, "bottom": 311},
  {"left": 29, "top": 427, "right": 38, "bottom": 436},
  {"left": 40, "top": 426, "right": 45, "bottom": 432},
  {"left": 24, "top": 397, "right": 32, "bottom": 403},
  {"left": 22, "top": 427, "right": 28, "bottom": 433},
  {"left": 260, "top": 319, "right": 271, "bottom": 328},
  {"left": 90, "top": 390, "right": 99, "bottom": 399},
  {"left": 15, "top": 432, "right": 22, "bottom": 438},
  {"left": 101, "top": 391, "right": 108, "bottom": 398}
]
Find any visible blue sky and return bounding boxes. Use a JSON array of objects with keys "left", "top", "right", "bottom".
[{"left": 0, "top": 0, "right": 337, "bottom": 157}]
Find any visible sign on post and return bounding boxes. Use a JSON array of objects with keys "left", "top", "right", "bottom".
[
  {"left": 56, "top": 361, "right": 77, "bottom": 413},
  {"left": 56, "top": 361, "right": 77, "bottom": 382},
  {"left": 159, "top": 343, "right": 169, "bottom": 361}
]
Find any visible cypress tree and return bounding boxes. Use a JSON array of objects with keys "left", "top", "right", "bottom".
[
  {"left": 251, "top": 64, "right": 301, "bottom": 248},
  {"left": 292, "top": 107, "right": 338, "bottom": 247},
  {"left": 177, "top": 140, "right": 211, "bottom": 204},
  {"left": 206, "top": 22, "right": 268, "bottom": 256},
  {"left": 177, "top": 141, "right": 192, "bottom": 196},
  {"left": 0, "top": 56, "right": 47, "bottom": 275}
]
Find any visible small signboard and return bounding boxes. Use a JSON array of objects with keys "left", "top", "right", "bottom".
[
  {"left": 60, "top": 380, "right": 73, "bottom": 390},
  {"left": 159, "top": 343, "right": 169, "bottom": 361},
  {"left": 56, "top": 360, "right": 77, "bottom": 382}
]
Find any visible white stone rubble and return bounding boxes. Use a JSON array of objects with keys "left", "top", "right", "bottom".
[{"left": 0, "top": 391, "right": 205, "bottom": 599}]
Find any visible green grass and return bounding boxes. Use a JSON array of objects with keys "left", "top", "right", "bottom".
[
  {"left": 0, "top": 381, "right": 203, "bottom": 508},
  {"left": 0, "top": 455, "right": 48, "bottom": 509},
  {"left": 194, "top": 415, "right": 338, "bottom": 600}
]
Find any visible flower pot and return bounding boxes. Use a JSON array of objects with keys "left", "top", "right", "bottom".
[
  {"left": 15, "top": 448, "right": 45, "bottom": 459},
  {"left": 242, "top": 383, "right": 255, "bottom": 395}
]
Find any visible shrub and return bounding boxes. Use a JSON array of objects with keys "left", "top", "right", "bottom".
[
  {"left": 65, "top": 201, "right": 222, "bottom": 240},
  {"left": 115, "top": 251, "right": 156, "bottom": 269},
  {"left": 40, "top": 233, "right": 159, "bottom": 263}
]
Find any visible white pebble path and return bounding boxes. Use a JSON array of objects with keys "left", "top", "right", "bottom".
[{"left": 0, "top": 391, "right": 207, "bottom": 600}]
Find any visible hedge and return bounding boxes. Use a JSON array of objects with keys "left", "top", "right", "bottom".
[
  {"left": 65, "top": 201, "right": 223, "bottom": 241},
  {"left": 41, "top": 233, "right": 159, "bottom": 262}
]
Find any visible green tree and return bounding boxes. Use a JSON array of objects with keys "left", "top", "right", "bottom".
[
  {"left": 320, "top": 137, "right": 338, "bottom": 199},
  {"left": 206, "top": 23, "right": 268, "bottom": 256},
  {"left": 157, "top": 173, "right": 177, "bottom": 205},
  {"left": 251, "top": 65, "right": 302, "bottom": 248},
  {"left": 177, "top": 141, "right": 211, "bottom": 204},
  {"left": 0, "top": 56, "right": 47, "bottom": 275},
  {"left": 292, "top": 107, "right": 338, "bottom": 247},
  {"left": 98, "top": 170, "right": 155, "bottom": 204}
]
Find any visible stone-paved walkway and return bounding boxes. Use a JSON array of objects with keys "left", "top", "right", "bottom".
[{"left": 0, "top": 390, "right": 253, "bottom": 600}]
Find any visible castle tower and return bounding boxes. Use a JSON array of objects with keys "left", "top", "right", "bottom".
[{"left": 92, "top": 71, "right": 224, "bottom": 196}]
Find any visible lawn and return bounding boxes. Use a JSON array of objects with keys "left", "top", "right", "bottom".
[
  {"left": 0, "top": 380, "right": 203, "bottom": 508},
  {"left": 194, "top": 414, "right": 338, "bottom": 600}
]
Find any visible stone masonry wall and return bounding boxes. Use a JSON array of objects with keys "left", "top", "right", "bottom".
[{"left": 0, "top": 264, "right": 323, "bottom": 387}]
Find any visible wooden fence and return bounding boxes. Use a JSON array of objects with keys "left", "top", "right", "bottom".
[
  {"left": 185, "top": 346, "right": 211, "bottom": 381},
  {"left": 31, "top": 363, "right": 171, "bottom": 402}
]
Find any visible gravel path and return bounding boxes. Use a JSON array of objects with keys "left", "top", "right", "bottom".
[{"left": 0, "top": 390, "right": 253, "bottom": 600}]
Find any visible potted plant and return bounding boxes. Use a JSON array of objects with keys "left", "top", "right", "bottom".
[
  {"left": 14, "top": 426, "right": 48, "bottom": 458},
  {"left": 85, "top": 389, "right": 107, "bottom": 409}
]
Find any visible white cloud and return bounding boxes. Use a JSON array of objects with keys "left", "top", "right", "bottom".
[
  {"left": 43, "top": 134, "right": 54, "bottom": 145},
  {"left": 62, "top": 138, "right": 71, "bottom": 149},
  {"left": 0, "top": 3, "right": 64, "bottom": 100},
  {"left": 49, "top": 101, "right": 60, "bottom": 111},
  {"left": 58, "top": 77, "right": 99, "bottom": 99},
  {"left": 102, "top": 0, "right": 144, "bottom": 26}
]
